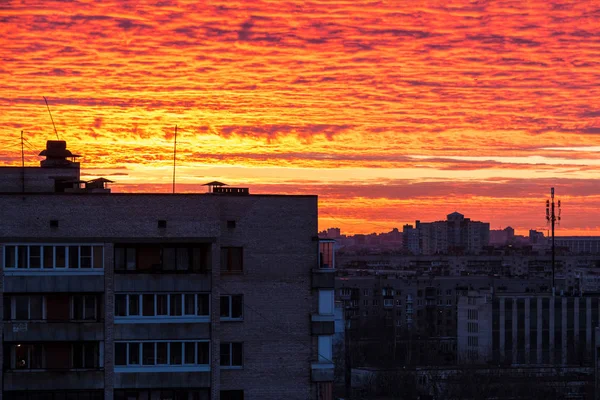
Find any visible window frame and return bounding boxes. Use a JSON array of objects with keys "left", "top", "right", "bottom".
[
  {"left": 6, "top": 295, "right": 46, "bottom": 321},
  {"left": 220, "top": 295, "right": 244, "bottom": 320},
  {"left": 114, "top": 293, "right": 210, "bottom": 323},
  {"left": 220, "top": 247, "right": 243, "bottom": 274},
  {"left": 114, "top": 244, "right": 211, "bottom": 274},
  {"left": 3, "top": 244, "right": 104, "bottom": 273},
  {"left": 220, "top": 342, "right": 243, "bottom": 368},
  {"left": 114, "top": 340, "right": 210, "bottom": 372}
]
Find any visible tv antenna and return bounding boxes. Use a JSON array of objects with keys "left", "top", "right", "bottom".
[{"left": 43, "top": 96, "right": 60, "bottom": 140}]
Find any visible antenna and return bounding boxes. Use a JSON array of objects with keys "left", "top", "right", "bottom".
[
  {"left": 43, "top": 97, "right": 60, "bottom": 140},
  {"left": 545, "top": 187, "right": 561, "bottom": 295},
  {"left": 172, "top": 125, "right": 177, "bottom": 194},
  {"left": 20, "top": 131, "right": 25, "bottom": 193}
]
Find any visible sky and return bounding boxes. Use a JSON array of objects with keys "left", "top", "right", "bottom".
[{"left": 1, "top": 0, "right": 600, "bottom": 235}]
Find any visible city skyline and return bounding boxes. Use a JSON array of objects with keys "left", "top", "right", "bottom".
[{"left": 2, "top": 1, "right": 600, "bottom": 235}]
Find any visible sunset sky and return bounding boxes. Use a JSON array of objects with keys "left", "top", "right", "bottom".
[{"left": 1, "top": 1, "right": 600, "bottom": 235}]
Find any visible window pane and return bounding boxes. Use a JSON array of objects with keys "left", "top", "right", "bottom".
[
  {"left": 93, "top": 246, "right": 103, "bottom": 268},
  {"left": 29, "top": 246, "right": 41, "bottom": 268},
  {"left": 176, "top": 248, "right": 189, "bottom": 271},
  {"left": 163, "top": 248, "right": 176, "bottom": 271},
  {"left": 318, "top": 290, "right": 334, "bottom": 315},
  {"left": 220, "top": 296, "right": 230, "bottom": 318},
  {"left": 115, "top": 343, "right": 127, "bottom": 365},
  {"left": 80, "top": 246, "right": 92, "bottom": 268},
  {"left": 231, "top": 343, "right": 243, "bottom": 366},
  {"left": 220, "top": 343, "right": 230, "bottom": 366},
  {"left": 55, "top": 246, "right": 66, "bottom": 268},
  {"left": 43, "top": 246, "right": 54, "bottom": 268},
  {"left": 72, "top": 344, "right": 83, "bottom": 368},
  {"left": 129, "top": 343, "right": 140, "bottom": 365},
  {"left": 15, "top": 296, "right": 28, "bottom": 320},
  {"left": 170, "top": 294, "right": 182, "bottom": 316},
  {"left": 4, "top": 245, "right": 16, "bottom": 268},
  {"left": 197, "top": 294, "right": 209, "bottom": 316},
  {"left": 73, "top": 295, "right": 84, "bottom": 320},
  {"left": 30, "top": 344, "right": 43, "bottom": 369},
  {"left": 85, "top": 344, "right": 97, "bottom": 368},
  {"left": 157, "top": 342, "right": 168, "bottom": 364},
  {"left": 115, "top": 248, "right": 125, "bottom": 271},
  {"left": 68, "top": 246, "right": 79, "bottom": 268},
  {"left": 126, "top": 248, "right": 136, "bottom": 270},
  {"left": 184, "top": 342, "right": 195, "bottom": 364},
  {"left": 142, "top": 294, "right": 155, "bottom": 316},
  {"left": 142, "top": 343, "right": 155, "bottom": 365},
  {"left": 30, "top": 295, "right": 43, "bottom": 320},
  {"left": 129, "top": 295, "right": 140, "bottom": 316},
  {"left": 4, "top": 296, "right": 11, "bottom": 320},
  {"left": 137, "top": 247, "right": 160, "bottom": 271},
  {"left": 192, "top": 247, "right": 205, "bottom": 272},
  {"left": 170, "top": 342, "right": 182, "bottom": 365},
  {"left": 84, "top": 295, "right": 96, "bottom": 320},
  {"left": 197, "top": 342, "right": 209, "bottom": 365},
  {"left": 157, "top": 295, "right": 168, "bottom": 316},
  {"left": 17, "top": 246, "right": 27, "bottom": 268},
  {"left": 15, "top": 344, "right": 28, "bottom": 368},
  {"left": 232, "top": 296, "right": 243, "bottom": 319},
  {"left": 184, "top": 294, "right": 195, "bottom": 315},
  {"left": 115, "top": 295, "right": 127, "bottom": 316}
]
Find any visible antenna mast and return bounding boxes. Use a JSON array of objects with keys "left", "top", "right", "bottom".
[
  {"left": 546, "top": 187, "right": 561, "bottom": 295},
  {"left": 20, "top": 131, "right": 25, "bottom": 193},
  {"left": 43, "top": 96, "right": 60, "bottom": 140},
  {"left": 172, "top": 125, "right": 177, "bottom": 193}
]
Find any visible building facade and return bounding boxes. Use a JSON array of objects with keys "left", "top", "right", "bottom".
[{"left": 0, "top": 141, "right": 335, "bottom": 400}]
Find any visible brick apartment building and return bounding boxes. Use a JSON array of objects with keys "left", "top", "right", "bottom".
[{"left": 0, "top": 141, "right": 336, "bottom": 400}]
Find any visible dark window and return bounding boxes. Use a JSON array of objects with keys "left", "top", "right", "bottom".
[
  {"left": 197, "top": 294, "right": 209, "bottom": 316},
  {"left": 221, "top": 391, "right": 244, "bottom": 400},
  {"left": 129, "top": 295, "right": 140, "bottom": 316},
  {"left": 68, "top": 246, "right": 79, "bottom": 269},
  {"left": 143, "top": 294, "right": 155, "bottom": 316},
  {"left": 29, "top": 246, "right": 41, "bottom": 268},
  {"left": 129, "top": 343, "right": 140, "bottom": 365},
  {"left": 170, "top": 342, "right": 182, "bottom": 365},
  {"left": 158, "top": 220, "right": 167, "bottom": 228},
  {"left": 197, "top": 342, "right": 209, "bottom": 364},
  {"left": 4, "top": 245, "right": 16, "bottom": 268},
  {"left": 157, "top": 342, "right": 168, "bottom": 365},
  {"left": 221, "top": 342, "right": 243, "bottom": 367},
  {"left": 170, "top": 294, "right": 182, "bottom": 316},
  {"left": 115, "top": 244, "right": 209, "bottom": 273},
  {"left": 43, "top": 246, "right": 54, "bottom": 268},
  {"left": 157, "top": 295, "right": 168, "bottom": 316},
  {"left": 227, "top": 220, "right": 236, "bottom": 229},
  {"left": 115, "top": 295, "right": 127, "bottom": 317},
  {"left": 221, "top": 295, "right": 243, "bottom": 319},
  {"left": 142, "top": 343, "right": 155, "bottom": 365},
  {"left": 184, "top": 342, "right": 195, "bottom": 364},
  {"left": 115, "top": 343, "right": 127, "bottom": 366},
  {"left": 220, "top": 247, "right": 243, "bottom": 273},
  {"left": 50, "top": 220, "right": 59, "bottom": 228}
]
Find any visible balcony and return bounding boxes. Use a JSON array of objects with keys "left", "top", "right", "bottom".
[
  {"left": 311, "top": 314, "right": 335, "bottom": 335},
  {"left": 4, "top": 322, "right": 104, "bottom": 342},
  {"left": 115, "top": 371, "right": 210, "bottom": 389},
  {"left": 4, "top": 370, "right": 104, "bottom": 391}
]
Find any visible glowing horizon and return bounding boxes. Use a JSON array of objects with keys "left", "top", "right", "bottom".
[{"left": 1, "top": 1, "right": 600, "bottom": 236}]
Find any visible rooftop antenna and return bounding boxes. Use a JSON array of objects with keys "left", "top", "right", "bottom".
[
  {"left": 43, "top": 96, "right": 60, "bottom": 140},
  {"left": 20, "top": 130, "right": 25, "bottom": 193},
  {"left": 546, "top": 187, "right": 561, "bottom": 296},
  {"left": 172, "top": 125, "right": 177, "bottom": 193}
]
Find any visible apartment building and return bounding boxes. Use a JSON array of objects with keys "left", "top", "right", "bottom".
[
  {"left": 0, "top": 141, "right": 336, "bottom": 400},
  {"left": 457, "top": 290, "right": 600, "bottom": 367}
]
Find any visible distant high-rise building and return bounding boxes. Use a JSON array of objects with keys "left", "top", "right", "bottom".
[{"left": 403, "top": 213, "right": 490, "bottom": 255}]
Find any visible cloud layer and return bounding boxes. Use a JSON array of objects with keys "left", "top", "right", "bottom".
[{"left": 1, "top": 1, "right": 600, "bottom": 234}]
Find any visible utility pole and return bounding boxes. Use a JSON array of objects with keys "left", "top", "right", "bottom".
[
  {"left": 172, "top": 125, "right": 177, "bottom": 193},
  {"left": 345, "top": 318, "right": 352, "bottom": 399},
  {"left": 546, "top": 187, "right": 561, "bottom": 295},
  {"left": 20, "top": 131, "right": 25, "bottom": 193}
]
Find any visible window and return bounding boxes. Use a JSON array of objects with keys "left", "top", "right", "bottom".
[
  {"left": 319, "top": 240, "right": 334, "bottom": 269},
  {"left": 363, "top": 289, "right": 369, "bottom": 296},
  {"left": 4, "top": 391, "right": 104, "bottom": 400},
  {"left": 340, "top": 288, "right": 351, "bottom": 296},
  {"left": 114, "top": 244, "right": 210, "bottom": 273},
  {"left": 372, "top": 299, "right": 379, "bottom": 306},
  {"left": 363, "top": 300, "right": 369, "bottom": 306},
  {"left": 446, "top": 299, "right": 452, "bottom": 305},
  {"left": 4, "top": 245, "right": 104, "bottom": 270},
  {"left": 317, "top": 336, "right": 332, "bottom": 363},
  {"left": 221, "top": 295, "right": 243, "bottom": 319},
  {"left": 71, "top": 295, "right": 97, "bottom": 321},
  {"left": 115, "top": 341, "right": 209, "bottom": 368},
  {"left": 220, "top": 342, "right": 243, "bottom": 367},
  {"left": 114, "top": 390, "right": 210, "bottom": 400},
  {"left": 396, "top": 299, "right": 402, "bottom": 306},
  {"left": 5, "top": 295, "right": 45, "bottom": 321},
  {"left": 220, "top": 247, "right": 243, "bottom": 273},
  {"left": 12, "top": 344, "right": 43, "bottom": 369},
  {"left": 72, "top": 343, "right": 99, "bottom": 368},
  {"left": 221, "top": 390, "right": 244, "bottom": 400},
  {"left": 115, "top": 293, "right": 209, "bottom": 320},
  {"left": 318, "top": 290, "right": 334, "bottom": 315},
  {"left": 384, "top": 299, "right": 393, "bottom": 307},
  {"left": 467, "top": 309, "right": 479, "bottom": 320}
]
